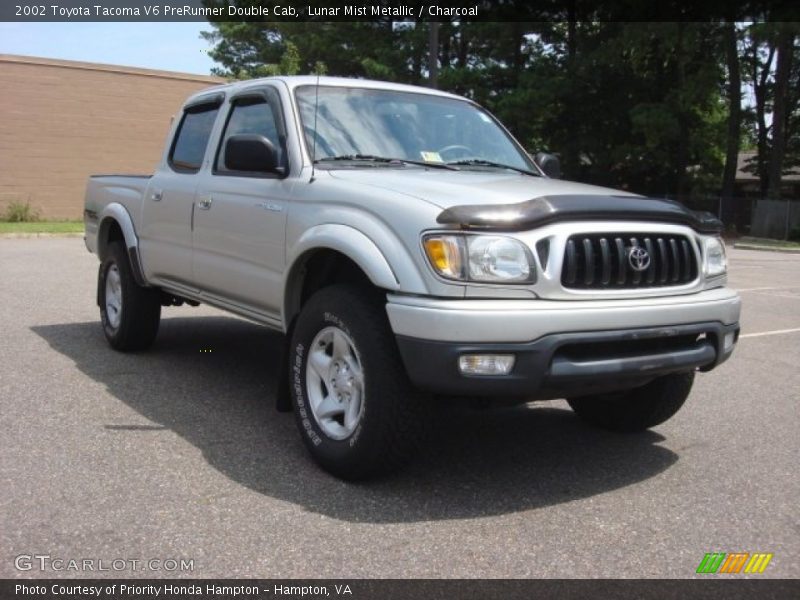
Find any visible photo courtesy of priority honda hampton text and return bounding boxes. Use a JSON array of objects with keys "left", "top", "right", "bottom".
[{"left": 83, "top": 76, "right": 741, "bottom": 479}]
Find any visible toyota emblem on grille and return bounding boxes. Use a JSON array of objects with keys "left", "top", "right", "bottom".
[{"left": 628, "top": 246, "right": 651, "bottom": 272}]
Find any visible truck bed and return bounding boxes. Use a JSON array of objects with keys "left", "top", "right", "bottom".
[{"left": 83, "top": 174, "right": 151, "bottom": 254}]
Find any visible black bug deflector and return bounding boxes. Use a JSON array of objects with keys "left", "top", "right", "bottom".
[{"left": 436, "top": 195, "right": 723, "bottom": 234}]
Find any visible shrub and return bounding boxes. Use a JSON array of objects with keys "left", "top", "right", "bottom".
[
  {"left": 788, "top": 227, "right": 800, "bottom": 242},
  {"left": 2, "top": 201, "right": 40, "bottom": 222}
]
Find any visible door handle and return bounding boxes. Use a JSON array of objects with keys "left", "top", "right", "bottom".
[
  {"left": 151, "top": 190, "right": 163, "bottom": 202},
  {"left": 197, "top": 197, "right": 212, "bottom": 210},
  {"left": 255, "top": 201, "right": 284, "bottom": 213}
]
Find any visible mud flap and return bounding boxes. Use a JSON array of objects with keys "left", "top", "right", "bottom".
[{"left": 275, "top": 319, "right": 295, "bottom": 413}]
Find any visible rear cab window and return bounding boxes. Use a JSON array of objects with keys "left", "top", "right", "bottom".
[{"left": 169, "top": 93, "right": 224, "bottom": 173}]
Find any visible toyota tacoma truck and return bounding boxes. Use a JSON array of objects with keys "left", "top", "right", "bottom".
[{"left": 84, "top": 76, "right": 740, "bottom": 479}]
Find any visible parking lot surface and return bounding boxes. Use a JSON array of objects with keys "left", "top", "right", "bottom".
[{"left": 1, "top": 238, "right": 798, "bottom": 578}]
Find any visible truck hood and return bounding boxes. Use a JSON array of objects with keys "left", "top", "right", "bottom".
[
  {"left": 327, "top": 168, "right": 722, "bottom": 234},
  {"left": 327, "top": 168, "right": 634, "bottom": 209}
]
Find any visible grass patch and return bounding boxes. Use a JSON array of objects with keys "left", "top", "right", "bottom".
[
  {"left": 0, "top": 221, "right": 84, "bottom": 234},
  {"left": 738, "top": 236, "right": 800, "bottom": 249}
]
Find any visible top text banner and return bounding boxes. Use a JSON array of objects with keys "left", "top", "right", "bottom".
[
  {"left": 6, "top": 1, "right": 482, "bottom": 22},
  {"left": 3, "top": 0, "right": 797, "bottom": 23}
]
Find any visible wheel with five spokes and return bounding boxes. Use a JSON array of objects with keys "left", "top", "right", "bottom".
[{"left": 289, "top": 284, "right": 428, "bottom": 480}]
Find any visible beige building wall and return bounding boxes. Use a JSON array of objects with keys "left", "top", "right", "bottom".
[{"left": 0, "top": 54, "right": 224, "bottom": 219}]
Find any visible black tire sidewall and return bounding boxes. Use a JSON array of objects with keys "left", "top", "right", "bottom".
[
  {"left": 568, "top": 371, "right": 695, "bottom": 432},
  {"left": 289, "top": 285, "right": 415, "bottom": 477},
  {"left": 98, "top": 241, "right": 160, "bottom": 351}
]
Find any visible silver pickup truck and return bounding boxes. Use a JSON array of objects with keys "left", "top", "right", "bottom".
[{"left": 84, "top": 76, "right": 740, "bottom": 479}]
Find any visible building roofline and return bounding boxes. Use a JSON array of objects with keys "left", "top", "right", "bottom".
[
  {"left": 0, "top": 53, "right": 225, "bottom": 84},
  {"left": 736, "top": 150, "right": 800, "bottom": 182}
]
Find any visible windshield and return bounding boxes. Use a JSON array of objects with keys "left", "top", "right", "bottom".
[{"left": 295, "top": 85, "right": 534, "bottom": 171}]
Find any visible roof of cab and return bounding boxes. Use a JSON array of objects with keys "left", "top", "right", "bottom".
[{"left": 182, "top": 75, "right": 465, "bottom": 108}]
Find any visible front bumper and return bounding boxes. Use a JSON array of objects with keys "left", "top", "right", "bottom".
[{"left": 387, "top": 288, "right": 741, "bottom": 398}]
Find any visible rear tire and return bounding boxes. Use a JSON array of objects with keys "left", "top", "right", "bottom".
[
  {"left": 567, "top": 372, "right": 695, "bottom": 432},
  {"left": 98, "top": 241, "right": 161, "bottom": 352},
  {"left": 289, "top": 284, "right": 428, "bottom": 480}
]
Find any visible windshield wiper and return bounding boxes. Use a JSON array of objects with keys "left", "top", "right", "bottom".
[
  {"left": 445, "top": 159, "right": 541, "bottom": 177},
  {"left": 316, "top": 155, "right": 458, "bottom": 170}
]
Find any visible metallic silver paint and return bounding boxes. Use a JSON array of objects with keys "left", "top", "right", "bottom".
[
  {"left": 84, "top": 76, "right": 740, "bottom": 348},
  {"left": 386, "top": 287, "right": 741, "bottom": 343}
]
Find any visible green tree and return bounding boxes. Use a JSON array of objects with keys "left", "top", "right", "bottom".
[
  {"left": 201, "top": 17, "right": 417, "bottom": 81},
  {"left": 494, "top": 22, "right": 727, "bottom": 197}
]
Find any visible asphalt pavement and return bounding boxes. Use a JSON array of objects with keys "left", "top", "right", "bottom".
[{"left": 0, "top": 238, "right": 798, "bottom": 578}]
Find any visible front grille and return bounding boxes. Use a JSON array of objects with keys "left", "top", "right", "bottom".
[{"left": 561, "top": 233, "right": 698, "bottom": 289}]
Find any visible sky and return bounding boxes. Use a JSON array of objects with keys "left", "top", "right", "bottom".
[{"left": 0, "top": 22, "right": 218, "bottom": 74}]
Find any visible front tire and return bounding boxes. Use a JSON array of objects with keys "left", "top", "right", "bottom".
[
  {"left": 567, "top": 372, "right": 695, "bottom": 432},
  {"left": 289, "top": 285, "right": 427, "bottom": 480},
  {"left": 98, "top": 241, "right": 161, "bottom": 351}
]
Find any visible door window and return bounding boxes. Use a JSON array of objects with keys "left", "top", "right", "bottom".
[
  {"left": 215, "top": 97, "right": 285, "bottom": 175},
  {"left": 169, "top": 105, "right": 220, "bottom": 173}
]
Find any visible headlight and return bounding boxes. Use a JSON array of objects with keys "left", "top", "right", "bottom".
[
  {"left": 423, "top": 234, "right": 535, "bottom": 283},
  {"left": 703, "top": 237, "right": 727, "bottom": 277},
  {"left": 467, "top": 236, "right": 534, "bottom": 282}
]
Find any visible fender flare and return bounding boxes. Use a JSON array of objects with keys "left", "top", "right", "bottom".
[
  {"left": 96, "top": 203, "right": 147, "bottom": 286},
  {"left": 282, "top": 224, "right": 425, "bottom": 328}
]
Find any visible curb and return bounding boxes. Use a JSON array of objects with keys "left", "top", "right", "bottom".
[
  {"left": 0, "top": 232, "right": 84, "bottom": 239},
  {"left": 733, "top": 243, "right": 800, "bottom": 254}
]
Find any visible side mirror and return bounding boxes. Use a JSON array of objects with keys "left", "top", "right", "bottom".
[
  {"left": 534, "top": 152, "right": 561, "bottom": 179},
  {"left": 225, "top": 134, "right": 282, "bottom": 174}
]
